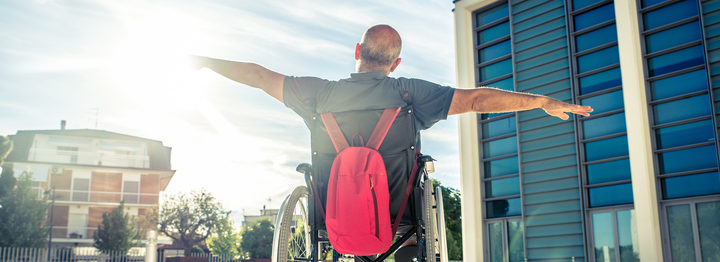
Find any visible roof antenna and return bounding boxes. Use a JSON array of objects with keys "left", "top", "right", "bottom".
[{"left": 90, "top": 108, "right": 99, "bottom": 129}]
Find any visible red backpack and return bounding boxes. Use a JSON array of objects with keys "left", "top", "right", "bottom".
[{"left": 314, "top": 107, "right": 407, "bottom": 256}]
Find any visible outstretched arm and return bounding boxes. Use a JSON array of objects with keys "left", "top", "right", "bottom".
[
  {"left": 190, "top": 56, "right": 285, "bottom": 102},
  {"left": 448, "top": 87, "right": 593, "bottom": 120}
]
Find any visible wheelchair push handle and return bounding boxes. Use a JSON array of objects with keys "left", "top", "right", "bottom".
[
  {"left": 419, "top": 155, "right": 436, "bottom": 174},
  {"left": 296, "top": 163, "right": 312, "bottom": 175}
]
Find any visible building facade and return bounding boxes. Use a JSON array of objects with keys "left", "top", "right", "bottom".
[
  {"left": 453, "top": 0, "right": 720, "bottom": 261},
  {"left": 5, "top": 127, "right": 175, "bottom": 247}
]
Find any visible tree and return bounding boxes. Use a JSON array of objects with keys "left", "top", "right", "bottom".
[
  {"left": 0, "top": 172, "right": 48, "bottom": 247},
  {"left": 432, "top": 180, "right": 462, "bottom": 260},
  {"left": 207, "top": 215, "right": 241, "bottom": 258},
  {"left": 158, "top": 190, "right": 227, "bottom": 256},
  {"left": 0, "top": 135, "right": 15, "bottom": 198},
  {"left": 240, "top": 218, "right": 274, "bottom": 259},
  {"left": 93, "top": 202, "right": 140, "bottom": 254}
]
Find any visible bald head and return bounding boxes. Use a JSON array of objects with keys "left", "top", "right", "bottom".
[{"left": 358, "top": 25, "right": 402, "bottom": 70}]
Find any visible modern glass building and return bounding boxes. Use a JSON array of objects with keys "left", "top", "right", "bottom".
[{"left": 452, "top": 0, "right": 720, "bottom": 261}]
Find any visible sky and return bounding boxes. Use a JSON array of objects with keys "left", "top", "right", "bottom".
[{"left": 0, "top": 0, "right": 460, "bottom": 220}]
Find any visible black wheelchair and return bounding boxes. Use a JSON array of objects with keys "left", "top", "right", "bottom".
[{"left": 271, "top": 156, "right": 448, "bottom": 262}]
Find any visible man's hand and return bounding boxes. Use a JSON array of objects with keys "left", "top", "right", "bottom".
[
  {"left": 541, "top": 97, "right": 593, "bottom": 120},
  {"left": 187, "top": 55, "right": 207, "bottom": 70}
]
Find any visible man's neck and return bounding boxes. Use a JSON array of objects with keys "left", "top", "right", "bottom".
[{"left": 356, "top": 63, "right": 390, "bottom": 75}]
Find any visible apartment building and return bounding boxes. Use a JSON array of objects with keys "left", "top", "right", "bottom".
[
  {"left": 5, "top": 125, "right": 174, "bottom": 246},
  {"left": 452, "top": 0, "right": 720, "bottom": 261}
]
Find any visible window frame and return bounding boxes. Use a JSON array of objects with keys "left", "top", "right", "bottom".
[
  {"left": 659, "top": 197, "right": 720, "bottom": 262},
  {"left": 473, "top": 1, "right": 527, "bottom": 259},
  {"left": 484, "top": 218, "right": 525, "bottom": 262}
]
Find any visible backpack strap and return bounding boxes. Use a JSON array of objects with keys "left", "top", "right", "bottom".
[
  {"left": 366, "top": 107, "right": 402, "bottom": 150},
  {"left": 320, "top": 112, "right": 350, "bottom": 153}
]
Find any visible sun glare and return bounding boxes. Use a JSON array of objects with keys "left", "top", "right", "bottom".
[{"left": 108, "top": 8, "right": 212, "bottom": 109}]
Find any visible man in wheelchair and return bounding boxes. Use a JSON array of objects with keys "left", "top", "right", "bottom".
[{"left": 191, "top": 24, "right": 592, "bottom": 262}]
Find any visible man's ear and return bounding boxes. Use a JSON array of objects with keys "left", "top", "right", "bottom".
[
  {"left": 355, "top": 43, "right": 361, "bottom": 60},
  {"left": 389, "top": 58, "right": 402, "bottom": 72}
]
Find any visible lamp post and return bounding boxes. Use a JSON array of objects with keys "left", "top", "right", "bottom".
[{"left": 44, "top": 186, "right": 56, "bottom": 261}]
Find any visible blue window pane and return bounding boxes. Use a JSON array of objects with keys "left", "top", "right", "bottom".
[
  {"left": 507, "top": 220, "right": 525, "bottom": 262},
  {"left": 656, "top": 120, "right": 715, "bottom": 149},
  {"left": 576, "top": 24, "right": 617, "bottom": 53},
  {"left": 617, "top": 210, "right": 640, "bottom": 262},
  {"left": 667, "top": 205, "right": 697, "bottom": 261},
  {"left": 697, "top": 201, "right": 720, "bottom": 261},
  {"left": 589, "top": 183, "right": 634, "bottom": 207},
  {"left": 574, "top": 0, "right": 604, "bottom": 11},
  {"left": 663, "top": 172, "right": 720, "bottom": 199},
  {"left": 659, "top": 145, "right": 718, "bottom": 174},
  {"left": 579, "top": 67, "right": 622, "bottom": 94},
  {"left": 654, "top": 94, "right": 711, "bottom": 125},
  {"left": 485, "top": 77, "right": 514, "bottom": 91},
  {"left": 592, "top": 212, "right": 616, "bottom": 261},
  {"left": 485, "top": 176, "right": 520, "bottom": 198},
  {"left": 477, "top": 4, "right": 508, "bottom": 27},
  {"left": 578, "top": 46, "right": 619, "bottom": 74},
  {"left": 647, "top": 45, "right": 705, "bottom": 76},
  {"left": 646, "top": 21, "right": 702, "bottom": 53},
  {"left": 651, "top": 69, "right": 709, "bottom": 100},
  {"left": 478, "top": 22, "right": 510, "bottom": 45},
  {"left": 583, "top": 113, "right": 626, "bottom": 139},
  {"left": 485, "top": 156, "right": 519, "bottom": 178},
  {"left": 484, "top": 136, "right": 518, "bottom": 158},
  {"left": 488, "top": 222, "right": 503, "bottom": 261},
  {"left": 581, "top": 90, "right": 624, "bottom": 114},
  {"left": 574, "top": 3, "right": 615, "bottom": 31},
  {"left": 643, "top": 0, "right": 699, "bottom": 31},
  {"left": 642, "top": 0, "right": 665, "bottom": 8},
  {"left": 587, "top": 158, "right": 631, "bottom": 184},
  {"left": 480, "top": 40, "right": 511, "bottom": 63},
  {"left": 487, "top": 197, "right": 522, "bottom": 218},
  {"left": 480, "top": 59, "right": 512, "bottom": 82},
  {"left": 482, "top": 116, "right": 516, "bottom": 138},
  {"left": 585, "top": 135, "right": 629, "bottom": 162}
]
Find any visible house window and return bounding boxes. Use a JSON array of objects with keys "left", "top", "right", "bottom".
[
  {"left": 57, "top": 146, "right": 78, "bottom": 164},
  {"left": 71, "top": 178, "right": 89, "bottom": 202},
  {"left": 487, "top": 219, "right": 524, "bottom": 262},
  {"left": 68, "top": 212, "right": 88, "bottom": 239},
  {"left": 664, "top": 200, "right": 720, "bottom": 261},
  {"left": 589, "top": 209, "right": 639, "bottom": 262},
  {"left": 122, "top": 180, "right": 139, "bottom": 204},
  {"left": 475, "top": 3, "right": 525, "bottom": 261}
]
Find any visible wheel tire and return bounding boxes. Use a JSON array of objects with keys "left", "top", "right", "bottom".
[
  {"left": 272, "top": 186, "right": 312, "bottom": 262},
  {"left": 423, "top": 180, "right": 438, "bottom": 262}
]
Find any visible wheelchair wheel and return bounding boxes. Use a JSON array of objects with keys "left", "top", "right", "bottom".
[
  {"left": 423, "top": 181, "right": 449, "bottom": 262},
  {"left": 272, "top": 186, "right": 312, "bottom": 262}
]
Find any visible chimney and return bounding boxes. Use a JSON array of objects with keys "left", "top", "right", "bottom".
[{"left": 60, "top": 120, "right": 66, "bottom": 130}]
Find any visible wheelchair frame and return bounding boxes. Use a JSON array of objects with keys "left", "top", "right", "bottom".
[{"left": 272, "top": 155, "right": 447, "bottom": 262}]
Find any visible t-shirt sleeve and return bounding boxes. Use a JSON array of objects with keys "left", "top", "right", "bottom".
[
  {"left": 404, "top": 78, "right": 456, "bottom": 130},
  {"left": 283, "top": 76, "right": 332, "bottom": 120}
]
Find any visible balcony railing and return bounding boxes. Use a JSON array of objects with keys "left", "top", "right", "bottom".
[
  {"left": 28, "top": 149, "right": 150, "bottom": 168},
  {"left": 52, "top": 189, "right": 158, "bottom": 205}
]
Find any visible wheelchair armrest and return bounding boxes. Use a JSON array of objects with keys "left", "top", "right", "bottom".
[{"left": 296, "top": 163, "right": 312, "bottom": 175}]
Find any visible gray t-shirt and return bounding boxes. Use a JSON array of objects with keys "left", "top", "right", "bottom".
[{"left": 283, "top": 71, "right": 455, "bottom": 131}]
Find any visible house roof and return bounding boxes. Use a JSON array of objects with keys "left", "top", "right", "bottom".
[{"left": 5, "top": 129, "right": 173, "bottom": 171}]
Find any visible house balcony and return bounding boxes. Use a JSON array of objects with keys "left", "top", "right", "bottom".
[
  {"left": 28, "top": 149, "right": 150, "bottom": 169},
  {"left": 52, "top": 189, "right": 159, "bottom": 206}
]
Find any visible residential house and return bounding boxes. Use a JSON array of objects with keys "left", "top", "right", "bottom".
[{"left": 5, "top": 124, "right": 175, "bottom": 247}]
